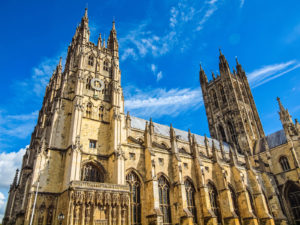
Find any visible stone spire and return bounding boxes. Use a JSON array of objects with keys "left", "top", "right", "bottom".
[
  {"left": 107, "top": 20, "right": 118, "bottom": 55},
  {"left": 97, "top": 33, "right": 102, "bottom": 48},
  {"left": 11, "top": 169, "right": 19, "bottom": 189},
  {"left": 219, "top": 49, "right": 230, "bottom": 76},
  {"left": 277, "top": 97, "right": 293, "bottom": 124},
  {"left": 199, "top": 64, "right": 208, "bottom": 86}
]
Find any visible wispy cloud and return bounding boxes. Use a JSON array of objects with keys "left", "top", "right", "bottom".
[
  {"left": 150, "top": 64, "right": 163, "bottom": 81},
  {"left": 240, "top": 0, "right": 245, "bottom": 8},
  {"left": 120, "top": 0, "right": 221, "bottom": 60},
  {"left": 124, "top": 87, "right": 202, "bottom": 118},
  {"left": 0, "top": 111, "right": 38, "bottom": 139},
  {"left": 247, "top": 60, "right": 300, "bottom": 88}
]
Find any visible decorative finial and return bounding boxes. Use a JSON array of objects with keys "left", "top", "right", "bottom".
[
  {"left": 212, "top": 71, "right": 216, "bottom": 80},
  {"left": 59, "top": 57, "right": 62, "bottom": 66},
  {"left": 84, "top": 7, "right": 88, "bottom": 19},
  {"left": 235, "top": 56, "right": 239, "bottom": 65},
  {"left": 112, "top": 19, "right": 116, "bottom": 30},
  {"left": 219, "top": 48, "right": 222, "bottom": 55}
]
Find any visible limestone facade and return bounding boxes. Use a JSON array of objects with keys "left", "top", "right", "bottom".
[{"left": 3, "top": 8, "right": 300, "bottom": 225}]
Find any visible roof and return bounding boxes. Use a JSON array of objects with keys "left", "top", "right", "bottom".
[
  {"left": 255, "top": 129, "right": 287, "bottom": 153},
  {"left": 266, "top": 129, "right": 287, "bottom": 149},
  {"left": 130, "top": 116, "right": 230, "bottom": 152}
]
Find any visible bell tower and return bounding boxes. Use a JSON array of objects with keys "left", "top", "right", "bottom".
[{"left": 200, "top": 50, "right": 265, "bottom": 154}]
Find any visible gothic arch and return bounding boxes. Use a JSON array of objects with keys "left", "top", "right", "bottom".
[
  {"left": 228, "top": 184, "right": 240, "bottom": 217},
  {"left": 207, "top": 181, "right": 222, "bottom": 223},
  {"left": 282, "top": 180, "right": 300, "bottom": 224},
  {"left": 246, "top": 187, "right": 257, "bottom": 216},
  {"left": 80, "top": 160, "right": 106, "bottom": 182},
  {"left": 126, "top": 168, "right": 144, "bottom": 183},
  {"left": 184, "top": 177, "right": 197, "bottom": 223},
  {"left": 279, "top": 155, "right": 291, "bottom": 172},
  {"left": 158, "top": 174, "right": 172, "bottom": 224},
  {"left": 126, "top": 170, "right": 142, "bottom": 225}
]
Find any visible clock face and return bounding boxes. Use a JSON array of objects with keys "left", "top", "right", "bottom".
[{"left": 91, "top": 78, "right": 104, "bottom": 91}]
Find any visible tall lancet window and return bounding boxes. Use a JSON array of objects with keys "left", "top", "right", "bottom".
[
  {"left": 229, "top": 185, "right": 240, "bottom": 217},
  {"left": 185, "top": 179, "right": 197, "bottom": 223},
  {"left": 219, "top": 85, "right": 227, "bottom": 104},
  {"left": 86, "top": 103, "right": 92, "bottom": 118},
  {"left": 88, "top": 55, "right": 94, "bottom": 66},
  {"left": 211, "top": 89, "right": 219, "bottom": 109},
  {"left": 126, "top": 172, "right": 142, "bottom": 225},
  {"left": 208, "top": 182, "right": 221, "bottom": 223},
  {"left": 81, "top": 163, "right": 104, "bottom": 182},
  {"left": 279, "top": 156, "right": 290, "bottom": 171},
  {"left": 158, "top": 176, "right": 172, "bottom": 225}
]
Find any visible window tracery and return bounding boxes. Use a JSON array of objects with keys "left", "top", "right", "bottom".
[
  {"left": 279, "top": 156, "right": 290, "bottom": 171},
  {"left": 158, "top": 176, "right": 171, "bottom": 224},
  {"left": 81, "top": 163, "right": 104, "bottom": 182},
  {"left": 88, "top": 55, "right": 94, "bottom": 66},
  {"left": 185, "top": 179, "right": 197, "bottom": 223},
  {"left": 86, "top": 103, "right": 92, "bottom": 118},
  {"left": 207, "top": 182, "right": 221, "bottom": 223},
  {"left": 126, "top": 172, "right": 141, "bottom": 225}
]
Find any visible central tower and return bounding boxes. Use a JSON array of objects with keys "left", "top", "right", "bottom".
[{"left": 200, "top": 51, "right": 265, "bottom": 154}]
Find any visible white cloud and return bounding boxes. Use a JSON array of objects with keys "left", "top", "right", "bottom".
[
  {"left": 0, "top": 147, "right": 26, "bottom": 222},
  {"left": 120, "top": 0, "right": 220, "bottom": 60},
  {"left": 150, "top": 64, "right": 163, "bottom": 81},
  {"left": 247, "top": 60, "right": 300, "bottom": 88},
  {"left": 125, "top": 87, "right": 202, "bottom": 118},
  {"left": 0, "top": 192, "right": 5, "bottom": 222},
  {"left": 0, "top": 147, "right": 26, "bottom": 189},
  {"left": 156, "top": 71, "right": 163, "bottom": 81},
  {"left": 0, "top": 111, "right": 38, "bottom": 139}
]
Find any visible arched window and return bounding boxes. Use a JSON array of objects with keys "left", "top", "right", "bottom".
[
  {"left": 228, "top": 121, "right": 238, "bottom": 146},
  {"left": 99, "top": 105, "right": 104, "bottom": 121},
  {"left": 211, "top": 89, "right": 219, "bottom": 109},
  {"left": 247, "top": 189, "right": 256, "bottom": 216},
  {"left": 279, "top": 156, "right": 290, "bottom": 171},
  {"left": 229, "top": 185, "right": 239, "bottom": 217},
  {"left": 207, "top": 182, "right": 221, "bottom": 223},
  {"left": 88, "top": 55, "right": 94, "bottom": 66},
  {"left": 158, "top": 176, "right": 171, "bottom": 224},
  {"left": 81, "top": 163, "right": 104, "bottom": 182},
  {"left": 86, "top": 103, "right": 92, "bottom": 118},
  {"left": 219, "top": 85, "right": 227, "bottom": 104},
  {"left": 126, "top": 172, "right": 142, "bottom": 225},
  {"left": 103, "top": 60, "right": 109, "bottom": 71},
  {"left": 86, "top": 76, "right": 92, "bottom": 90},
  {"left": 219, "top": 125, "right": 226, "bottom": 142},
  {"left": 286, "top": 182, "right": 300, "bottom": 224},
  {"left": 185, "top": 179, "right": 197, "bottom": 223}
]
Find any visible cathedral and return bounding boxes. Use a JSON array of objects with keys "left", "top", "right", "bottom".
[{"left": 3, "top": 8, "right": 300, "bottom": 225}]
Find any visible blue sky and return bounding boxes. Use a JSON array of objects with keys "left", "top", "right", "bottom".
[{"left": 1, "top": 0, "right": 300, "bottom": 220}]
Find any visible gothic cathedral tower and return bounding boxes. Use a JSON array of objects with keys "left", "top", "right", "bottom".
[{"left": 199, "top": 50, "right": 265, "bottom": 154}]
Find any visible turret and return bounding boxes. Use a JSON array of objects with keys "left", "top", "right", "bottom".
[
  {"left": 277, "top": 97, "right": 298, "bottom": 139},
  {"left": 219, "top": 49, "right": 230, "bottom": 76},
  {"left": 107, "top": 20, "right": 118, "bottom": 57},
  {"left": 199, "top": 64, "right": 208, "bottom": 87}
]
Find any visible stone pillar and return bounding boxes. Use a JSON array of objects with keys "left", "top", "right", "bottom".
[
  {"left": 190, "top": 135, "right": 217, "bottom": 225},
  {"left": 144, "top": 122, "right": 163, "bottom": 225},
  {"left": 229, "top": 149, "right": 258, "bottom": 225}
]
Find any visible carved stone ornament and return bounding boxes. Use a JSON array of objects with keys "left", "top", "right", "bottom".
[{"left": 91, "top": 78, "right": 104, "bottom": 91}]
